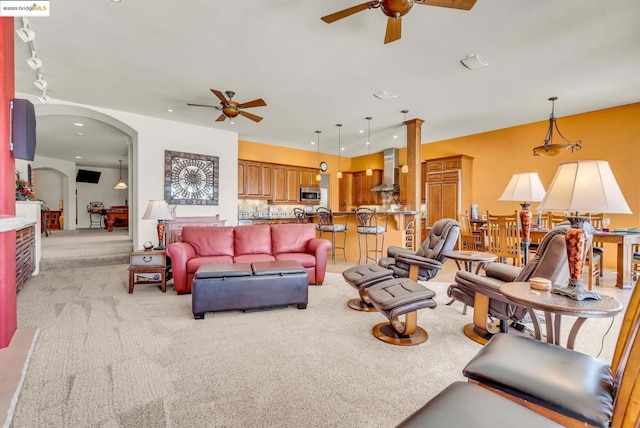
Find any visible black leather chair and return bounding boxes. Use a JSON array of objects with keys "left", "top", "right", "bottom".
[
  {"left": 447, "top": 224, "right": 570, "bottom": 344},
  {"left": 378, "top": 218, "right": 460, "bottom": 281}
]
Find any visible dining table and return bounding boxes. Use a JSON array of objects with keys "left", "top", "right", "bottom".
[{"left": 529, "top": 228, "right": 640, "bottom": 289}]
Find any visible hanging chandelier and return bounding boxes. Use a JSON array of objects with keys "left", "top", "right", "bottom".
[
  {"left": 114, "top": 160, "right": 128, "bottom": 190},
  {"left": 532, "top": 97, "right": 582, "bottom": 157}
]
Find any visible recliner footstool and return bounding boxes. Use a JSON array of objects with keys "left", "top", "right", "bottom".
[
  {"left": 342, "top": 264, "right": 394, "bottom": 312},
  {"left": 192, "top": 261, "right": 308, "bottom": 319},
  {"left": 367, "top": 277, "right": 437, "bottom": 346}
]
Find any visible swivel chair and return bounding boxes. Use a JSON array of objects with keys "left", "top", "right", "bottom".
[
  {"left": 354, "top": 207, "right": 388, "bottom": 265},
  {"left": 378, "top": 218, "right": 460, "bottom": 281},
  {"left": 447, "top": 223, "right": 570, "bottom": 344}
]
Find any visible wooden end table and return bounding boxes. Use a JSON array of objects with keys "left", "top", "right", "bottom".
[
  {"left": 443, "top": 250, "right": 498, "bottom": 274},
  {"left": 128, "top": 249, "right": 167, "bottom": 293}
]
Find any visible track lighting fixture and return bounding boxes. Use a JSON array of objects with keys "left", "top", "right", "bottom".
[
  {"left": 26, "top": 51, "right": 42, "bottom": 70},
  {"left": 15, "top": 19, "right": 35, "bottom": 43},
  {"left": 38, "top": 90, "right": 50, "bottom": 104},
  {"left": 34, "top": 73, "right": 48, "bottom": 90}
]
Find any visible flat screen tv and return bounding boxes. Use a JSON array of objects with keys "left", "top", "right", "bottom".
[
  {"left": 11, "top": 98, "right": 37, "bottom": 161},
  {"left": 76, "top": 169, "right": 101, "bottom": 184}
]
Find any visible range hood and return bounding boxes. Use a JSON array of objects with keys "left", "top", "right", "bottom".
[{"left": 371, "top": 148, "right": 400, "bottom": 192}]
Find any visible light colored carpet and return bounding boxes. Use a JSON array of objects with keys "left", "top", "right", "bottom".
[{"left": 13, "top": 266, "right": 625, "bottom": 427}]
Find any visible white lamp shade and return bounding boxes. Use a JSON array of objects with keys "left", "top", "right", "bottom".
[
  {"left": 537, "top": 161, "right": 631, "bottom": 214},
  {"left": 498, "top": 172, "right": 546, "bottom": 203},
  {"left": 142, "top": 200, "right": 174, "bottom": 220}
]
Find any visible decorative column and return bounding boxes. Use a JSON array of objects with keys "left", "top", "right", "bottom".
[
  {"left": 0, "top": 18, "right": 18, "bottom": 348},
  {"left": 405, "top": 118, "right": 424, "bottom": 248}
]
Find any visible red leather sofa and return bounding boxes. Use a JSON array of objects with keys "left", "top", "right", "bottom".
[{"left": 166, "top": 223, "right": 332, "bottom": 294}]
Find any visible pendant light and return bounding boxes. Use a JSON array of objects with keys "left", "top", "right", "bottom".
[
  {"left": 365, "top": 117, "right": 373, "bottom": 176},
  {"left": 315, "top": 130, "right": 322, "bottom": 182},
  {"left": 532, "top": 97, "right": 582, "bottom": 156},
  {"left": 114, "top": 159, "right": 128, "bottom": 190},
  {"left": 400, "top": 109, "right": 409, "bottom": 173},
  {"left": 336, "top": 124, "right": 343, "bottom": 179}
]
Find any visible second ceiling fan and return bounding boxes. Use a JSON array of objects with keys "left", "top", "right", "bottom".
[
  {"left": 187, "top": 89, "right": 267, "bottom": 123},
  {"left": 321, "top": 0, "right": 476, "bottom": 44}
]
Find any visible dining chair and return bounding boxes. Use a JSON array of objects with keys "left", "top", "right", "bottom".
[
  {"left": 316, "top": 207, "right": 347, "bottom": 263},
  {"left": 485, "top": 211, "right": 522, "bottom": 267},
  {"left": 458, "top": 212, "right": 483, "bottom": 251},
  {"left": 632, "top": 244, "right": 640, "bottom": 285},
  {"left": 293, "top": 207, "right": 308, "bottom": 223}
]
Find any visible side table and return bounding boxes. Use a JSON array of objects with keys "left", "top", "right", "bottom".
[{"left": 128, "top": 249, "right": 167, "bottom": 293}]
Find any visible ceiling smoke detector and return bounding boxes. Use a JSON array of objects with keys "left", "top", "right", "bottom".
[
  {"left": 373, "top": 90, "right": 398, "bottom": 100},
  {"left": 460, "top": 54, "right": 489, "bottom": 70}
]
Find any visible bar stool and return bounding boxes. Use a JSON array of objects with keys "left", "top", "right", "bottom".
[
  {"left": 354, "top": 207, "right": 388, "bottom": 265},
  {"left": 316, "top": 207, "right": 347, "bottom": 263}
]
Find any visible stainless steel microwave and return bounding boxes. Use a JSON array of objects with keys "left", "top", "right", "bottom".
[{"left": 300, "top": 187, "right": 321, "bottom": 202}]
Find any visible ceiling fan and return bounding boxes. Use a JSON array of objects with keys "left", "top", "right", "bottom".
[
  {"left": 321, "top": 0, "right": 476, "bottom": 44},
  {"left": 187, "top": 89, "right": 267, "bottom": 123}
]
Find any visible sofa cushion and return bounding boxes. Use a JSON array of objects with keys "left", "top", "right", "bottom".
[
  {"left": 275, "top": 252, "right": 316, "bottom": 268},
  {"left": 234, "top": 254, "right": 276, "bottom": 263},
  {"left": 235, "top": 225, "right": 272, "bottom": 256},
  {"left": 187, "top": 256, "right": 234, "bottom": 273},
  {"left": 182, "top": 226, "right": 234, "bottom": 257},
  {"left": 271, "top": 223, "right": 315, "bottom": 254}
]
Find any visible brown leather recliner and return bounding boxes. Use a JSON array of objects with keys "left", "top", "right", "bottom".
[
  {"left": 378, "top": 218, "right": 460, "bottom": 281},
  {"left": 447, "top": 223, "right": 570, "bottom": 344}
]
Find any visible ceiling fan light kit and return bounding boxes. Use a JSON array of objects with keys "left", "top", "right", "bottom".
[{"left": 321, "top": 0, "right": 476, "bottom": 44}]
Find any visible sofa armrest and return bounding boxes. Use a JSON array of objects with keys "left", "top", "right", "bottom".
[
  {"left": 484, "top": 263, "right": 522, "bottom": 282},
  {"left": 166, "top": 242, "right": 196, "bottom": 294},
  {"left": 306, "top": 238, "right": 332, "bottom": 284}
]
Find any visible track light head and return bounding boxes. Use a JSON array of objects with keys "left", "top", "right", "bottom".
[
  {"left": 38, "top": 90, "right": 50, "bottom": 104},
  {"left": 26, "top": 51, "right": 42, "bottom": 70},
  {"left": 34, "top": 74, "right": 48, "bottom": 90},
  {"left": 16, "top": 26, "right": 35, "bottom": 43}
]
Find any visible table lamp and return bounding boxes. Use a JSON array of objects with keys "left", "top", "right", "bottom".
[
  {"left": 537, "top": 161, "right": 631, "bottom": 300},
  {"left": 142, "top": 200, "right": 174, "bottom": 249},
  {"left": 498, "top": 172, "right": 546, "bottom": 264}
]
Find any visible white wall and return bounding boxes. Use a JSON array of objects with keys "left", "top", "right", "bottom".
[
  {"left": 31, "top": 169, "right": 62, "bottom": 211},
  {"left": 29, "top": 155, "right": 77, "bottom": 230}
]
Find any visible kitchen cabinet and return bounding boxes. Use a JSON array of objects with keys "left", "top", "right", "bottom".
[
  {"left": 287, "top": 168, "right": 300, "bottom": 202},
  {"left": 352, "top": 169, "right": 383, "bottom": 206},
  {"left": 238, "top": 160, "right": 273, "bottom": 199},
  {"left": 272, "top": 166, "right": 301, "bottom": 203},
  {"left": 424, "top": 155, "right": 473, "bottom": 226},
  {"left": 299, "top": 168, "right": 319, "bottom": 187}
]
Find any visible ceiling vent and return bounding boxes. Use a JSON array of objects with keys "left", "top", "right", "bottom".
[
  {"left": 373, "top": 90, "right": 398, "bottom": 100},
  {"left": 460, "top": 54, "right": 489, "bottom": 70}
]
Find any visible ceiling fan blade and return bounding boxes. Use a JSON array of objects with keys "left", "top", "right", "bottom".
[
  {"left": 187, "top": 103, "right": 218, "bottom": 108},
  {"left": 215, "top": 113, "right": 227, "bottom": 122},
  {"left": 416, "top": 0, "right": 476, "bottom": 11},
  {"left": 239, "top": 111, "right": 263, "bottom": 123},
  {"left": 238, "top": 98, "right": 267, "bottom": 109},
  {"left": 210, "top": 89, "right": 228, "bottom": 103},
  {"left": 384, "top": 17, "right": 402, "bottom": 44},
  {"left": 321, "top": 1, "right": 379, "bottom": 23}
]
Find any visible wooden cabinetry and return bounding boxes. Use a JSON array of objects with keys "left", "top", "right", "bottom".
[
  {"left": 287, "top": 168, "right": 300, "bottom": 202},
  {"left": 299, "top": 168, "right": 318, "bottom": 187},
  {"left": 238, "top": 160, "right": 272, "bottom": 199},
  {"left": 16, "top": 224, "right": 35, "bottom": 292},
  {"left": 352, "top": 169, "right": 383, "bottom": 206},
  {"left": 424, "top": 155, "right": 473, "bottom": 226}
]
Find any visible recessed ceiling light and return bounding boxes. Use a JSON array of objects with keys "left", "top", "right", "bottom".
[
  {"left": 359, "top": 130, "right": 364, "bottom": 133},
  {"left": 393, "top": 135, "right": 398, "bottom": 139},
  {"left": 75, "top": 156, "right": 82, "bottom": 159},
  {"left": 460, "top": 54, "right": 489, "bottom": 70},
  {"left": 229, "top": 121, "right": 235, "bottom": 125},
  {"left": 110, "top": 0, "right": 122, "bottom": 3},
  {"left": 167, "top": 109, "right": 173, "bottom": 112},
  {"left": 74, "top": 122, "right": 84, "bottom": 127},
  {"left": 373, "top": 90, "right": 398, "bottom": 100},
  {"left": 76, "top": 132, "right": 84, "bottom": 136},
  {"left": 366, "top": 141, "right": 370, "bottom": 145},
  {"left": 310, "top": 141, "right": 315, "bottom": 145}
]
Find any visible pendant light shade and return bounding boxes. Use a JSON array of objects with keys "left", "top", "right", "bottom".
[
  {"left": 336, "top": 124, "right": 343, "bottom": 179},
  {"left": 315, "top": 130, "right": 322, "bottom": 182},
  {"left": 114, "top": 160, "right": 128, "bottom": 190},
  {"left": 365, "top": 117, "right": 373, "bottom": 176}
]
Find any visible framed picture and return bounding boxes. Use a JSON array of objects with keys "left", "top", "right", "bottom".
[{"left": 164, "top": 150, "right": 219, "bottom": 205}]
